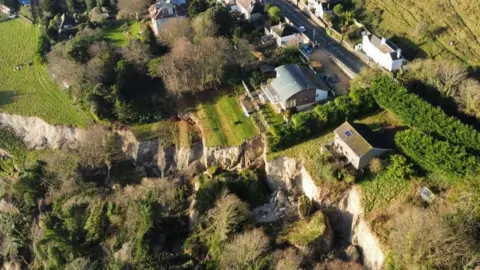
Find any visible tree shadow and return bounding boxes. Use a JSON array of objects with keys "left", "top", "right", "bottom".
[
  {"left": 405, "top": 80, "right": 480, "bottom": 130},
  {"left": 0, "top": 91, "right": 17, "bottom": 107}
]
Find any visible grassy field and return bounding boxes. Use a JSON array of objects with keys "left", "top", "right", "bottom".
[
  {"left": 0, "top": 20, "right": 90, "bottom": 126},
  {"left": 104, "top": 21, "right": 142, "bottom": 47},
  {"left": 130, "top": 120, "right": 199, "bottom": 147},
  {"left": 363, "top": 0, "right": 480, "bottom": 65},
  {"left": 191, "top": 93, "right": 259, "bottom": 147}
]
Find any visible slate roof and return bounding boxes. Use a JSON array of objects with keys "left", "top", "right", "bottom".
[
  {"left": 334, "top": 121, "right": 390, "bottom": 157},
  {"left": 263, "top": 64, "right": 328, "bottom": 103},
  {"left": 367, "top": 34, "right": 403, "bottom": 60},
  {"left": 237, "top": 0, "right": 264, "bottom": 13}
]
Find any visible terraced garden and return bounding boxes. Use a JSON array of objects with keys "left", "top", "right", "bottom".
[
  {"left": 192, "top": 93, "right": 259, "bottom": 147},
  {"left": 0, "top": 19, "right": 90, "bottom": 126}
]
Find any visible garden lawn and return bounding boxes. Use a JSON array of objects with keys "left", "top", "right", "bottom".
[
  {"left": 104, "top": 21, "right": 142, "bottom": 47},
  {"left": 130, "top": 120, "right": 199, "bottom": 147},
  {"left": 0, "top": 19, "right": 90, "bottom": 126},
  {"left": 195, "top": 93, "right": 259, "bottom": 147},
  {"left": 259, "top": 103, "right": 284, "bottom": 130}
]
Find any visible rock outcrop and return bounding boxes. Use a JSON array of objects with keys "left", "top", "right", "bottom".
[
  {"left": 0, "top": 113, "right": 86, "bottom": 149},
  {"left": 265, "top": 156, "right": 385, "bottom": 270},
  {"left": 204, "top": 136, "right": 265, "bottom": 170}
]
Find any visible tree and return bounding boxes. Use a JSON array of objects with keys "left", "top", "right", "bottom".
[
  {"left": 66, "top": 0, "right": 75, "bottom": 12},
  {"left": 117, "top": 0, "right": 149, "bottom": 20},
  {"left": 388, "top": 207, "right": 477, "bottom": 269},
  {"left": 157, "top": 17, "right": 193, "bottom": 44},
  {"left": 333, "top": 4, "right": 344, "bottom": 17},
  {"left": 78, "top": 128, "right": 109, "bottom": 168},
  {"left": 188, "top": 0, "right": 208, "bottom": 17},
  {"left": 457, "top": 78, "right": 480, "bottom": 118},
  {"left": 86, "top": 0, "right": 96, "bottom": 11},
  {"left": 192, "top": 12, "right": 216, "bottom": 40},
  {"left": 267, "top": 5, "right": 282, "bottom": 24},
  {"left": 219, "top": 228, "right": 269, "bottom": 269},
  {"left": 206, "top": 6, "right": 233, "bottom": 37}
]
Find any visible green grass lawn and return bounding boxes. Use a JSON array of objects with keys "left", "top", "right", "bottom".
[
  {"left": 0, "top": 20, "right": 90, "bottom": 126},
  {"left": 193, "top": 93, "right": 259, "bottom": 147},
  {"left": 104, "top": 21, "right": 142, "bottom": 47},
  {"left": 259, "top": 103, "right": 284, "bottom": 130}
]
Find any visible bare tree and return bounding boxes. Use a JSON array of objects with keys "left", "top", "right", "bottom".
[
  {"left": 157, "top": 37, "right": 231, "bottom": 95},
  {"left": 47, "top": 44, "right": 86, "bottom": 89},
  {"left": 121, "top": 39, "right": 151, "bottom": 67},
  {"left": 117, "top": 0, "right": 150, "bottom": 20},
  {"left": 457, "top": 78, "right": 480, "bottom": 118},
  {"left": 78, "top": 127, "right": 109, "bottom": 168},
  {"left": 388, "top": 207, "right": 477, "bottom": 269},
  {"left": 272, "top": 247, "right": 303, "bottom": 270},
  {"left": 157, "top": 17, "right": 194, "bottom": 44},
  {"left": 219, "top": 228, "right": 270, "bottom": 269}
]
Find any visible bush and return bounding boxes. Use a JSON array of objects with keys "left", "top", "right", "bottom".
[
  {"left": 285, "top": 211, "right": 327, "bottom": 248},
  {"left": 372, "top": 75, "right": 480, "bottom": 151},
  {"left": 395, "top": 129, "right": 480, "bottom": 180},
  {"left": 219, "top": 228, "right": 269, "bottom": 269},
  {"left": 387, "top": 207, "right": 478, "bottom": 269},
  {"left": 368, "top": 157, "right": 384, "bottom": 174},
  {"left": 297, "top": 195, "right": 313, "bottom": 219},
  {"left": 36, "top": 32, "right": 51, "bottom": 63}
]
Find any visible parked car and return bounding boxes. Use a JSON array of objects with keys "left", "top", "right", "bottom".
[
  {"left": 298, "top": 26, "right": 306, "bottom": 32},
  {"left": 8, "top": 13, "right": 17, "bottom": 19},
  {"left": 302, "top": 44, "right": 312, "bottom": 54}
]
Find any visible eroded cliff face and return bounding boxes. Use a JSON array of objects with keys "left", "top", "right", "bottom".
[
  {"left": 0, "top": 113, "right": 86, "bottom": 149},
  {"left": 119, "top": 128, "right": 265, "bottom": 177},
  {"left": 265, "top": 156, "right": 385, "bottom": 270}
]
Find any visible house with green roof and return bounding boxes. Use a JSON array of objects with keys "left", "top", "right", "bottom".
[
  {"left": 260, "top": 64, "right": 330, "bottom": 110},
  {"left": 334, "top": 121, "right": 391, "bottom": 169}
]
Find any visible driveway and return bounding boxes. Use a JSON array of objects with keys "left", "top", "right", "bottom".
[
  {"left": 310, "top": 48, "right": 351, "bottom": 95},
  {"left": 268, "top": 0, "right": 367, "bottom": 74}
]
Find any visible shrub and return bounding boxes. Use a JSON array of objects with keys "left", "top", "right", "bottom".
[
  {"left": 368, "top": 157, "right": 384, "bottom": 174},
  {"left": 272, "top": 248, "right": 303, "bottom": 270},
  {"left": 219, "top": 228, "right": 270, "bottom": 269},
  {"left": 297, "top": 195, "right": 313, "bottom": 219},
  {"left": 285, "top": 211, "right": 327, "bottom": 247},
  {"left": 388, "top": 207, "right": 477, "bottom": 269},
  {"left": 395, "top": 129, "right": 479, "bottom": 180},
  {"left": 372, "top": 75, "right": 480, "bottom": 151}
]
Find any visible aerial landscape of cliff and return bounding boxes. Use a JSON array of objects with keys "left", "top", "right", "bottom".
[{"left": 0, "top": 0, "right": 479, "bottom": 268}]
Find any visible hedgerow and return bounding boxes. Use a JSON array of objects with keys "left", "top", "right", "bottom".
[
  {"left": 268, "top": 87, "right": 377, "bottom": 152},
  {"left": 395, "top": 130, "right": 480, "bottom": 180},
  {"left": 372, "top": 76, "right": 480, "bottom": 151}
]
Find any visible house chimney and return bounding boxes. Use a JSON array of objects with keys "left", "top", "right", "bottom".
[
  {"left": 381, "top": 37, "right": 386, "bottom": 44},
  {"left": 397, "top": 48, "right": 402, "bottom": 58}
]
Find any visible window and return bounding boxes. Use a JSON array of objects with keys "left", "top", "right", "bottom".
[{"left": 344, "top": 130, "right": 353, "bottom": 137}]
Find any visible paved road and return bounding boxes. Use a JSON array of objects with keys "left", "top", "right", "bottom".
[{"left": 269, "top": 0, "right": 366, "bottom": 73}]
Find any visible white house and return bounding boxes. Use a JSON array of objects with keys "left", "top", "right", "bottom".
[
  {"left": 236, "top": 0, "right": 264, "bottom": 21},
  {"left": 265, "top": 23, "right": 304, "bottom": 47},
  {"left": 148, "top": 0, "right": 186, "bottom": 36},
  {"left": 362, "top": 33, "right": 404, "bottom": 71},
  {"left": 334, "top": 121, "right": 391, "bottom": 169},
  {"left": 308, "top": 0, "right": 336, "bottom": 19},
  {"left": 261, "top": 64, "right": 329, "bottom": 110}
]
